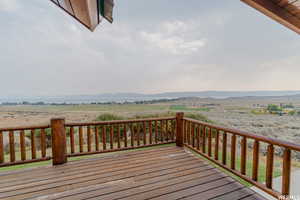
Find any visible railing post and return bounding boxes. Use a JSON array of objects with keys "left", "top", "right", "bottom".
[
  {"left": 176, "top": 112, "right": 184, "bottom": 147},
  {"left": 282, "top": 148, "right": 291, "bottom": 195},
  {"left": 51, "top": 118, "right": 67, "bottom": 165}
]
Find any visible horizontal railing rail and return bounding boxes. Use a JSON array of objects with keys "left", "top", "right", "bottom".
[
  {"left": 0, "top": 124, "right": 50, "bottom": 132},
  {"left": 182, "top": 116, "right": 300, "bottom": 198},
  {"left": 65, "top": 117, "right": 176, "bottom": 127},
  {"left": 0, "top": 125, "right": 52, "bottom": 167}
]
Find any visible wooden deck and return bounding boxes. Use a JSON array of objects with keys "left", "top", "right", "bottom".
[{"left": 0, "top": 146, "right": 267, "bottom": 200}]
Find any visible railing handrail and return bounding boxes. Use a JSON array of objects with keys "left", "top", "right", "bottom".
[
  {"left": 184, "top": 117, "right": 300, "bottom": 152},
  {"left": 65, "top": 116, "right": 176, "bottom": 127},
  {"left": 0, "top": 117, "right": 176, "bottom": 132},
  {"left": 0, "top": 124, "right": 50, "bottom": 132}
]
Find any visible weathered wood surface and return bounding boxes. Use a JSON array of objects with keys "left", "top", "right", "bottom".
[
  {"left": 0, "top": 146, "right": 266, "bottom": 200},
  {"left": 183, "top": 117, "right": 300, "bottom": 198}
]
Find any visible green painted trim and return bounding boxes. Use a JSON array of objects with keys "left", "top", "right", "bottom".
[{"left": 98, "top": 0, "right": 105, "bottom": 17}]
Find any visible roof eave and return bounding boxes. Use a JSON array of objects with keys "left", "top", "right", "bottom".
[{"left": 241, "top": 0, "right": 300, "bottom": 34}]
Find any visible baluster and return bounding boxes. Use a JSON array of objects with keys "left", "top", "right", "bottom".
[
  {"left": 130, "top": 124, "right": 134, "bottom": 147},
  {"left": 252, "top": 140, "right": 259, "bottom": 181},
  {"left": 282, "top": 148, "right": 291, "bottom": 195},
  {"left": 266, "top": 144, "right": 274, "bottom": 189},
  {"left": 149, "top": 121, "right": 152, "bottom": 144},
  {"left": 31, "top": 129, "right": 36, "bottom": 159},
  {"left": 169, "top": 120, "right": 172, "bottom": 141},
  {"left": 155, "top": 121, "right": 158, "bottom": 144},
  {"left": 137, "top": 123, "right": 140, "bottom": 146},
  {"left": 222, "top": 132, "right": 227, "bottom": 165},
  {"left": 197, "top": 125, "right": 200, "bottom": 150},
  {"left": 20, "top": 130, "right": 26, "bottom": 161},
  {"left": 214, "top": 130, "right": 219, "bottom": 160},
  {"left": 95, "top": 126, "right": 99, "bottom": 151},
  {"left": 110, "top": 125, "right": 114, "bottom": 149},
  {"left": 117, "top": 124, "right": 121, "bottom": 149},
  {"left": 187, "top": 121, "right": 191, "bottom": 145},
  {"left": 202, "top": 126, "right": 206, "bottom": 153},
  {"left": 192, "top": 123, "right": 195, "bottom": 147},
  {"left": 231, "top": 134, "right": 236, "bottom": 170},
  {"left": 208, "top": 127, "right": 212, "bottom": 157},
  {"left": 87, "top": 126, "right": 92, "bottom": 152},
  {"left": 9, "top": 131, "right": 15, "bottom": 162},
  {"left": 241, "top": 136, "right": 247, "bottom": 175},
  {"left": 124, "top": 124, "right": 127, "bottom": 148},
  {"left": 160, "top": 120, "right": 164, "bottom": 142},
  {"left": 102, "top": 126, "right": 106, "bottom": 150},
  {"left": 0, "top": 131, "right": 3, "bottom": 163},
  {"left": 182, "top": 120, "right": 185, "bottom": 144},
  {"left": 166, "top": 120, "right": 172, "bottom": 141},
  {"left": 143, "top": 121, "right": 147, "bottom": 145},
  {"left": 70, "top": 126, "right": 75, "bottom": 154},
  {"left": 79, "top": 126, "right": 84, "bottom": 152},
  {"left": 172, "top": 120, "right": 176, "bottom": 141},
  {"left": 41, "top": 128, "right": 46, "bottom": 158}
]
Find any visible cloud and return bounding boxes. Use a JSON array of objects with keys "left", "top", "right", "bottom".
[
  {"left": 140, "top": 20, "right": 207, "bottom": 55},
  {"left": 0, "top": 1, "right": 299, "bottom": 96},
  {"left": 0, "top": 0, "right": 19, "bottom": 12}
]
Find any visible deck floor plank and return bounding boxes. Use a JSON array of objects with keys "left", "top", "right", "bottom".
[
  {"left": 0, "top": 146, "right": 268, "bottom": 200},
  {"left": 43, "top": 165, "right": 214, "bottom": 200},
  {"left": 0, "top": 146, "right": 182, "bottom": 182},
  {"left": 0, "top": 149, "right": 187, "bottom": 189}
]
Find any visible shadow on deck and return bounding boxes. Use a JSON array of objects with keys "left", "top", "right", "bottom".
[{"left": 0, "top": 146, "right": 267, "bottom": 200}]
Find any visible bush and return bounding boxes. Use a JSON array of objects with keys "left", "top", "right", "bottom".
[
  {"left": 131, "top": 112, "right": 175, "bottom": 119},
  {"left": 288, "top": 110, "right": 296, "bottom": 116},
  {"left": 185, "top": 113, "right": 214, "bottom": 124},
  {"left": 267, "top": 104, "right": 282, "bottom": 112},
  {"left": 95, "top": 113, "right": 124, "bottom": 121}
]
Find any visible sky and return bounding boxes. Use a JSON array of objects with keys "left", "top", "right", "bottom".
[{"left": 0, "top": 0, "right": 299, "bottom": 96}]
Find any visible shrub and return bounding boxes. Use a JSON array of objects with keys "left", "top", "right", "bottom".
[
  {"left": 267, "top": 104, "right": 282, "bottom": 113},
  {"left": 131, "top": 112, "right": 175, "bottom": 119},
  {"left": 185, "top": 113, "right": 214, "bottom": 124},
  {"left": 95, "top": 113, "right": 124, "bottom": 121},
  {"left": 288, "top": 110, "right": 296, "bottom": 116}
]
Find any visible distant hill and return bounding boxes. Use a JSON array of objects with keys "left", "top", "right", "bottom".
[{"left": 1, "top": 91, "right": 300, "bottom": 104}]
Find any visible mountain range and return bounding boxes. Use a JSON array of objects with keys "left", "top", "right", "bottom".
[{"left": 1, "top": 91, "right": 300, "bottom": 104}]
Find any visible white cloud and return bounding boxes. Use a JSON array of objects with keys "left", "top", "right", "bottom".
[
  {"left": 0, "top": 0, "right": 19, "bottom": 12},
  {"left": 0, "top": 1, "right": 299, "bottom": 95},
  {"left": 161, "top": 20, "right": 188, "bottom": 34},
  {"left": 140, "top": 20, "right": 207, "bottom": 55}
]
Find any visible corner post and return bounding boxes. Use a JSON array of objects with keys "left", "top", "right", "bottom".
[
  {"left": 51, "top": 118, "right": 67, "bottom": 165},
  {"left": 176, "top": 112, "right": 184, "bottom": 147}
]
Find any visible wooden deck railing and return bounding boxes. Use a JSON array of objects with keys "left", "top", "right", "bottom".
[
  {"left": 0, "top": 125, "right": 52, "bottom": 167},
  {"left": 0, "top": 116, "right": 176, "bottom": 167},
  {"left": 1, "top": 112, "right": 299, "bottom": 198},
  {"left": 181, "top": 115, "right": 300, "bottom": 199},
  {"left": 64, "top": 117, "right": 176, "bottom": 157}
]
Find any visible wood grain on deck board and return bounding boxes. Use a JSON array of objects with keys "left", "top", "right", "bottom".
[{"left": 0, "top": 146, "right": 267, "bottom": 200}]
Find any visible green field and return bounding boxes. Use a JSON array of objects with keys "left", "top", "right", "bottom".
[{"left": 170, "top": 105, "right": 210, "bottom": 112}]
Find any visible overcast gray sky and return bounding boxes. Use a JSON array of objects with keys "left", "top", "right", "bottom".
[{"left": 0, "top": 0, "right": 299, "bottom": 96}]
